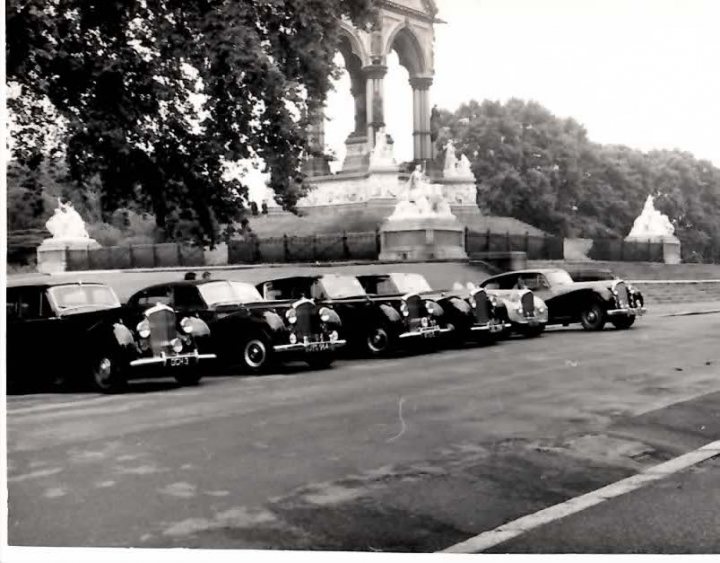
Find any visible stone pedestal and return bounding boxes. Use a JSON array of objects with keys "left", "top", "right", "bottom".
[
  {"left": 379, "top": 216, "right": 468, "bottom": 261},
  {"left": 662, "top": 239, "right": 682, "bottom": 264},
  {"left": 37, "top": 238, "right": 101, "bottom": 274}
]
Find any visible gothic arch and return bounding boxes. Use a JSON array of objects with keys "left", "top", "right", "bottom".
[
  {"left": 384, "top": 22, "right": 428, "bottom": 76},
  {"left": 338, "top": 21, "right": 370, "bottom": 68}
]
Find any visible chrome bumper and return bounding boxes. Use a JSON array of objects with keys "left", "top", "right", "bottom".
[
  {"left": 470, "top": 321, "right": 511, "bottom": 333},
  {"left": 399, "top": 326, "right": 453, "bottom": 339},
  {"left": 130, "top": 350, "right": 216, "bottom": 367},
  {"left": 274, "top": 339, "right": 347, "bottom": 353},
  {"left": 607, "top": 306, "right": 647, "bottom": 317}
]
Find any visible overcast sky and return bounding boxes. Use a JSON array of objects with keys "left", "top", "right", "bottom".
[{"left": 255, "top": 0, "right": 720, "bottom": 200}]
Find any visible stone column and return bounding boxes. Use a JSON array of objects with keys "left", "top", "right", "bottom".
[
  {"left": 409, "top": 75, "right": 433, "bottom": 163},
  {"left": 304, "top": 105, "right": 331, "bottom": 177},
  {"left": 341, "top": 74, "right": 371, "bottom": 173},
  {"left": 363, "top": 64, "right": 388, "bottom": 148},
  {"left": 350, "top": 75, "right": 367, "bottom": 136}
]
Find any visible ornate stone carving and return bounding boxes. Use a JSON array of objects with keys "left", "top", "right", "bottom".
[{"left": 45, "top": 199, "right": 91, "bottom": 240}]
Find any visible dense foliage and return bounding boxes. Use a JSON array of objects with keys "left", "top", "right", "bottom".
[
  {"left": 6, "top": 0, "right": 375, "bottom": 244},
  {"left": 435, "top": 99, "right": 720, "bottom": 261}
]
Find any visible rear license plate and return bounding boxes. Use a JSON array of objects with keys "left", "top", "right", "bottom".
[
  {"left": 489, "top": 323, "right": 503, "bottom": 333},
  {"left": 169, "top": 357, "right": 190, "bottom": 367},
  {"left": 420, "top": 327, "right": 439, "bottom": 338},
  {"left": 307, "top": 342, "right": 331, "bottom": 352}
]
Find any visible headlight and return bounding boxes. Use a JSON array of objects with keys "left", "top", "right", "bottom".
[
  {"left": 421, "top": 317, "right": 429, "bottom": 327},
  {"left": 329, "top": 330, "right": 339, "bottom": 342},
  {"left": 516, "top": 307, "right": 523, "bottom": 314},
  {"left": 180, "top": 317, "right": 193, "bottom": 334},
  {"left": 489, "top": 296, "right": 499, "bottom": 306},
  {"left": 285, "top": 309, "right": 297, "bottom": 324},
  {"left": 537, "top": 306, "right": 546, "bottom": 314},
  {"left": 171, "top": 338, "right": 183, "bottom": 353},
  {"left": 136, "top": 319, "right": 150, "bottom": 338},
  {"left": 289, "top": 333, "right": 297, "bottom": 344},
  {"left": 319, "top": 307, "right": 331, "bottom": 323},
  {"left": 400, "top": 301, "right": 409, "bottom": 317},
  {"left": 425, "top": 301, "right": 436, "bottom": 315}
]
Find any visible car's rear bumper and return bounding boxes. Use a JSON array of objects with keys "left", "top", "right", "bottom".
[
  {"left": 607, "top": 306, "right": 647, "bottom": 317},
  {"left": 274, "top": 339, "right": 347, "bottom": 353},
  {"left": 130, "top": 350, "right": 216, "bottom": 367}
]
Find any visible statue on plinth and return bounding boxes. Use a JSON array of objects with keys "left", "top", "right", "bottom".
[
  {"left": 45, "top": 199, "right": 91, "bottom": 240},
  {"left": 626, "top": 195, "right": 677, "bottom": 241},
  {"left": 443, "top": 140, "right": 459, "bottom": 178},
  {"left": 456, "top": 154, "right": 473, "bottom": 178},
  {"left": 369, "top": 127, "right": 397, "bottom": 170},
  {"left": 388, "top": 164, "right": 456, "bottom": 220}
]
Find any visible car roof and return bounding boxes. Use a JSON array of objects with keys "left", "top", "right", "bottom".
[
  {"left": 7, "top": 277, "right": 111, "bottom": 290},
  {"left": 259, "top": 273, "right": 353, "bottom": 284},
  {"left": 485, "top": 268, "right": 567, "bottom": 279}
]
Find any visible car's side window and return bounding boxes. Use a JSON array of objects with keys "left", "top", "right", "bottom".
[
  {"left": 174, "top": 285, "right": 204, "bottom": 309},
  {"left": 6, "top": 290, "right": 22, "bottom": 321},
  {"left": 310, "top": 282, "right": 326, "bottom": 300},
  {"left": 483, "top": 281, "right": 500, "bottom": 290},
  {"left": 263, "top": 283, "right": 283, "bottom": 300},
  {"left": 538, "top": 275, "right": 551, "bottom": 289},
  {"left": 495, "top": 275, "right": 517, "bottom": 290}
]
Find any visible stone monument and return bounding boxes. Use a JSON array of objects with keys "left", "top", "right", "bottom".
[
  {"left": 37, "top": 199, "right": 101, "bottom": 273},
  {"left": 625, "top": 195, "right": 681, "bottom": 264},
  {"left": 379, "top": 164, "right": 467, "bottom": 261}
]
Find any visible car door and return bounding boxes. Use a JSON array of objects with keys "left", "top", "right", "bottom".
[{"left": 7, "top": 287, "right": 64, "bottom": 381}]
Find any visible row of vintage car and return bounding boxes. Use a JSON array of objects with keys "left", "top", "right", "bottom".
[{"left": 6, "top": 268, "right": 646, "bottom": 393}]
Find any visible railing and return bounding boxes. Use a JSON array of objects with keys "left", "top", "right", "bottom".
[
  {"left": 465, "top": 229, "right": 564, "bottom": 260},
  {"left": 228, "top": 231, "right": 380, "bottom": 264}
]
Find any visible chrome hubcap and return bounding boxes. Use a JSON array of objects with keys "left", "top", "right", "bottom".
[
  {"left": 96, "top": 358, "right": 112, "bottom": 385},
  {"left": 586, "top": 311, "right": 597, "bottom": 321},
  {"left": 245, "top": 341, "right": 266, "bottom": 368},
  {"left": 368, "top": 329, "right": 388, "bottom": 352}
]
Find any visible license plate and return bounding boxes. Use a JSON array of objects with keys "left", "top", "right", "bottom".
[
  {"left": 169, "top": 357, "right": 190, "bottom": 367},
  {"left": 421, "top": 327, "right": 439, "bottom": 338},
  {"left": 307, "top": 342, "right": 331, "bottom": 352},
  {"left": 527, "top": 318, "right": 539, "bottom": 326},
  {"left": 490, "top": 323, "right": 503, "bottom": 333}
]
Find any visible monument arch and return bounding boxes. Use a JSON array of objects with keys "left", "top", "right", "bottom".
[{"left": 306, "top": 0, "right": 440, "bottom": 177}]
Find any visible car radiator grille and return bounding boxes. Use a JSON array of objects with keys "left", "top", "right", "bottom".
[
  {"left": 147, "top": 308, "right": 177, "bottom": 355},
  {"left": 521, "top": 291, "right": 535, "bottom": 317},
  {"left": 294, "top": 301, "right": 320, "bottom": 338},
  {"left": 614, "top": 282, "right": 630, "bottom": 308},
  {"left": 472, "top": 290, "right": 491, "bottom": 323}
]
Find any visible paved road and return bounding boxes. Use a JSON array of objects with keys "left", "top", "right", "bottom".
[{"left": 6, "top": 311, "right": 720, "bottom": 551}]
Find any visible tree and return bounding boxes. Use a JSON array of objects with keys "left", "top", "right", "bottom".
[
  {"left": 437, "top": 98, "right": 720, "bottom": 261},
  {"left": 6, "top": 0, "right": 375, "bottom": 245}
]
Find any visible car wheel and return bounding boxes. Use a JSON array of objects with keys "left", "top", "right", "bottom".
[
  {"left": 242, "top": 335, "right": 273, "bottom": 373},
  {"left": 90, "top": 356, "right": 126, "bottom": 394},
  {"left": 611, "top": 315, "right": 636, "bottom": 330},
  {"left": 366, "top": 326, "right": 392, "bottom": 356},
  {"left": 174, "top": 369, "right": 203, "bottom": 386},
  {"left": 580, "top": 302, "right": 606, "bottom": 331},
  {"left": 306, "top": 353, "right": 335, "bottom": 370}
]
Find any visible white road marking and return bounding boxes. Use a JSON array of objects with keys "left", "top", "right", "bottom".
[
  {"left": 441, "top": 439, "right": 720, "bottom": 553},
  {"left": 7, "top": 467, "right": 63, "bottom": 483}
]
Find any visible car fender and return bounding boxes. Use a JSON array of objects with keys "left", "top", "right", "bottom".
[
  {"left": 378, "top": 303, "right": 402, "bottom": 325},
  {"left": 183, "top": 316, "right": 211, "bottom": 338},
  {"left": 318, "top": 306, "right": 342, "bottom": 329}
]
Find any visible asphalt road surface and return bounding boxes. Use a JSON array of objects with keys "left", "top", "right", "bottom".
[{"left": 6, "top": 311, "right": 720, "bottom": 552}]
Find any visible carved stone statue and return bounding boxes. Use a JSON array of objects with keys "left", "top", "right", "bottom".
[
  {"left": 369, "top": 127, "right": 397, "bottom": 168},
  {"left": 45, "top": 199, "right": 91, "bottom": 240},
  {"left": 626, "top": 195, "right": 677, "bottom": 241},
  {"left": 456, "top": 154, "right": 473, "bottom": 178},
  {"left": 443, "top": 141, "right": 459, "bottom": 178},
  {"left": 388, "top": 164, "right": 456, "bottom": 220}
]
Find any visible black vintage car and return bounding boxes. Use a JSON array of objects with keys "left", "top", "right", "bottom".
[
  {"left": 256, "top": 274, "right": 452, "bottom": 356},
  {"left": 6, "top": 280, "right": 215, "bottom": 393},
  {"left": 356, "top": 272, "right": 509, "bottom": 342},
  {"left": 125, "top": 279, "right": 345, "bottom": 372},
  {"left": 480, "top": 268, "right": 646, "bottom": 330}
]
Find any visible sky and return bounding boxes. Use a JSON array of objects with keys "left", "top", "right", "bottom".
[{"left": 256, "top": 0, "right": 720, "bottom": 200}]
